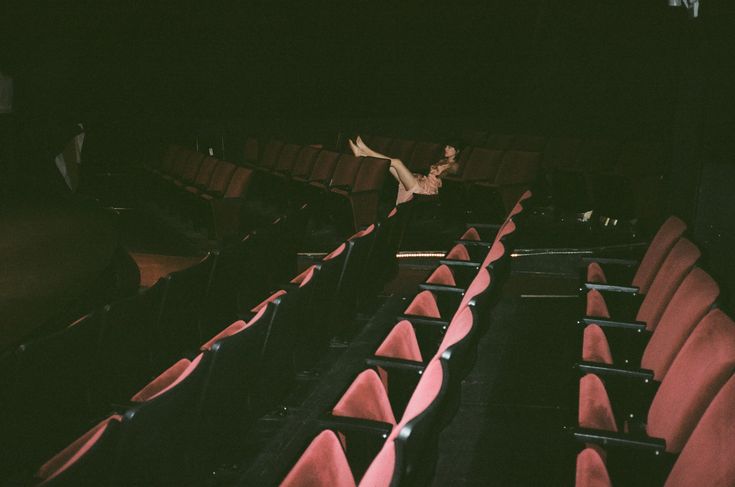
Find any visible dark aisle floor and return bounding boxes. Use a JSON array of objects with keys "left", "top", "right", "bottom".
[{"left": 431, "top": 270, "right": 582, "bottom": 486}]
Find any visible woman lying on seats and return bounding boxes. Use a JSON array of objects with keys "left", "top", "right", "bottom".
[{"left": 348, "top": 136, "right": 462, "bottom": 204}]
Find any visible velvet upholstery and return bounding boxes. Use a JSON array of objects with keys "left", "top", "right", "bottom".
[
  {"left": 578, "top": 374, "right": 618, "bottom": 432},
  {"left": 581, "top": 324, "right": 613, "bottom": 364},
  {"left": 586, "top": 262, "right": 607, "bottom": 284},
  {"left": 223, "top": 167, "right": 253, "bottom": 198},
  {"left": 631, "top": 216, "right": 687, "bottom": 293},
  {"left": 332, "top": 369, "right": 397, "bottom": 425},
  {"left": 425, "top": 264, "right": 456, "bottom": 286},
  {"left": 36, "top": 415, "right": 122, "bottom": 484},
  {"left": 131, "top": 353, "right": 204, "bottom": 403},
  {"left": 206, "top": 161, "right": 237, "bottom": 194},
  {"left": 635, "top": 238, "right": 700, "bottom": 330},
  {"left": 584, "top": 216, "right": 686, "bottom": 292},
  {"left": 260, "top": 140, "right": 284, "bottom": 169},
  {"left": 404, "top": 291, "right": 441, "bottom": 318},
  {"left": 199, "top": 316, "right": 258, "bottom": 352},
  {"left": 434, "top": 306, "right": 474, "bottom": 360},
  {"left": 375, "top": 321, "right": 423, "bottom": 363},
  {"left": 585, "top": 289, "right": 611, "bottom": 319},
  {"left": 460, "top": 227, "right": 481, "bottom": 241},
  {"left": 646, "top": 309, "right": 735, "bottom": 453},
  {"left": 458, "top": 268, "right": 491, "bottom": 310},
  {"left": 641, "top": 267, "right": 719, "bottom": 379},
  {"left": 575, "top": 448, "right": 612, "bottom": 487},
  {"left": 481, "top": 241, "right": 506, "bottom": 268},
  {"left": 280, "top": 430, "right": 356, "bottom": 487},
  {"left": 389, "top": 358, "right": 444, "bottom": 441},
  {"left": 664, "top": 375, "right": 735, "bottom": 487},
  {"left": 324, "top": 243, "right": 347, "bottom": 261},
  {"left": 445, "top": 244, "right": 471, "bottom": 261},
  {"left": 358, "top": 440, "right": 395, "bottom": 487},
  {"left": 291, "top": 265, "right": 317, "bottom": 287},
  {"left": 251, "top": 289, "right": 287, "bottom": 313}
]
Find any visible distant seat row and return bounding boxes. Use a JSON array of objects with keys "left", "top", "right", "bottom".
[{"left": 143, "top": 140, "right": 394, "bottom": 238}]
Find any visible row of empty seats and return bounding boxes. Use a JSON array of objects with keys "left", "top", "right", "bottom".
[
  {"left": 275, "top": 192, "right": 532, "bottom": 486},
  {"left": 10, "top": 199, "right": 414, "bottom": 485},
  {"left": 572, "top": 215, "right": 735, "bottom": 485}
]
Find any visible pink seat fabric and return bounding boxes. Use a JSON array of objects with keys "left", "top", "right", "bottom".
[
  {"left": 389, "top": 358, "right": 445, "bottom": 441},
  {"left": 586, "top": 216, "right": 687, "bottom": 293},
  {"left": 131, "top": 353, "right": 204, "bottom": 403},
  {"left": 578, "top": 374, "right": 618, "bottom": 432},
  {"left": 575, "top": 448, "right": 612, "bottom": 487},
  {"left": 375, "top": 321, "right": 423, "bottom": 363},
  {"left": 425, "top": 264, "right": 457, "bottom": 286},
  {"left": 279, "top": 430, "right": 357, "bottom": 487},
  {"left": 36, "top": 415, "right": 122, "bottom": 484},
  {"left": 579, "top": 308, "right": 735, "bottom": 454},
  {"left": 664, "top": 375, "right": 735, "bottom": 487},
  {"left": 332, "top": 369, "right": 397, "bottom": 426},
  {"left": 404, "top": 291, "right": 441, "bottom": 318},
  {"left": 581, "top": 267, "right": 718, "bottom": 379}
]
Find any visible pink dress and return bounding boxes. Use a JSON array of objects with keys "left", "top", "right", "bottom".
[{"left": 396, "top": 158, "right": 458, "bottom": 204}]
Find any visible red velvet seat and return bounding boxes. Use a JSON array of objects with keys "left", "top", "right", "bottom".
[
  {"left": 34, "top": 415, "right": 122, "bottom": 486},
  {"left": 577, "top": 308, "right": 735, "bottom": 455},
  {"left": 279, "top": 430, "right": 396, "bottom": 487},
  {"left": 575, "top": 373, "right": 735, "bottom": 487},
  {"left": 585, "top": 237, "right": 701, "bottom": 332},
  {"left": 585, "top": 216, "right": 687, "bottom": 294},
  {"left": 2, "top": 313, "right": 107, "bottom": 478},
  {"left": 327, "top": 358, "right": 449, "bottom": 485},
  {"left": 290, "top": 145, "right": 320, "bottom": 180},
  {"left": 196, "top": 306, "right": 272, "bottom": 460},
  {"left": 183, "top": 155, "right": 218, "bottom": 193},
  {"left": 259, "top": 139, "right": 285, "bottom": 171},
  {"left": 582, "top": 267, "right": 719, "bottom": 381},
  {"left": 112, "top": 352, "right": 211, "bottom": 484},
  {"left": 408, "top": 141, "right": 442, "bottom": 173},
  {"left": 272, "top": 143, "right": 302, "bottom": 176},
  {"left": 343, "top": 156, "right": 390, "bottom": 230},
  {"left": 484, "top": 133, "right": 514, "bottom": 150},
  {"left": 305, "top": 150, "right": 340, "bottom": 188}
]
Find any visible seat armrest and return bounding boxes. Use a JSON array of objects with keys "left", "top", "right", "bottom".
[
  {"left": 439, "top": 258, "right": 481, "bottom": 268},
  {"left": 418, "top": 283, "right": 466, "bottom": 294},
  {"left": 365, "top": 356, "right": 426, "bottom": 372},
  {"left": 575, "top": 361, "right": 655, "bottom": 382},
  {"left": 317, "top": 414, "right": 394, "bottom": 437},
  {"left": 583, "top": 283, "right": 639, "bottom": 294},
  {"left": 396, "top": 314, "right": 449, "bottom": 328},
  {"left": 330, "top": 183, "right": 352, "bottom": 192},
  {"left": 580, "top": 317, "right": 648, "bottom": 332},
  {"left": 570, "top": 427, "right": 665, "bottom": 453}
]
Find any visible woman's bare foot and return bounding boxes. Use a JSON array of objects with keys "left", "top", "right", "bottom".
[
  {"left": 355, "top": 135, "right": 368, "bottom": 151},
  {"left": 348, "top": 139, "right": 361, "bottom": 156}
]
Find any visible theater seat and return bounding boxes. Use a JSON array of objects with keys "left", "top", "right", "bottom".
[
  {"left": 34, "top": 415, "right": 122, "bottom": 487},
  {"left": 575, "top": 373, "right": 735, "bottom": 487},
  {"left": 584, "top": 237, "right": 700, "bottom": 332},
  {"left": 584, "top": 216, "right": 687, "bottom": 294},
  {"left": 576, "top": 308, "right": 735, "bottom": 455},
  {"left": 581, "top": 267, "right": 719, "bottom": 381}
]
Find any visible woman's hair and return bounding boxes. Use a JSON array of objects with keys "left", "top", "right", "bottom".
[{"left": 443, "top": 138, "right": 465, "bottom": 156}]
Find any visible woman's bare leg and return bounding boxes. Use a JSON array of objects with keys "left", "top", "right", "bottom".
[
  {"left": 354, "top": 136, "right": 417, "bottom": 190},
  {"left": 389, "top": 158, "right": 419, "bottom": 191}
]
